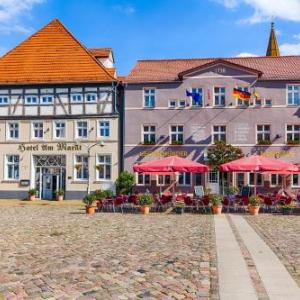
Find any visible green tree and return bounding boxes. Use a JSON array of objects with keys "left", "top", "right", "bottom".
[
  {"left": 207, "top": 141, "right": 244, "bottom": 171},
  {"left": 115, "top": 171, "right": 135, "bottom": 195}
]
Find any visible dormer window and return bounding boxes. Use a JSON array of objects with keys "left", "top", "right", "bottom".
[
  {"left": 143, "top": 89, "right": 155, "bottom": 108},
  {"left": 169, "top": 100, "right": 177, "bottom": 109},
  {"left": 178, "top": 100, "right": 186, "bottom": 108},
  {"left": 0, "top": 96, "right": 9, "bottom": 105},
  {"left": 287, "top": 85, "right": 299, "bottom": 105},
  {"left": 86, "top": 93, "right": 97, "bottom": 102},
  {"left": 71, "top": 94, "right": 83, "bottom": 103},
  {"left": 25, "top": 96, "right": 38, "bottom": 105},
  {"left": 41, "top": 95, "right": 54, "bottom": 104},
  {"left": 191, "top": 88, "right": 203, "bottom": 107},
  {"left": 265, "top": 99, "right": 272, "bottom": 107},
  {"left": 214, "top": 87, "right": 225, "bottom": 107}
]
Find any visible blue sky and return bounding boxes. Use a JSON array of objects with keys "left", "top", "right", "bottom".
[{"left": 1, "top": 0, "right": 300, "bottom": 75}]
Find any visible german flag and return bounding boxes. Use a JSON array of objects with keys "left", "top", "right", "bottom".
[{"left": 232, "top": 88, "right": 251, "bottom": 100}]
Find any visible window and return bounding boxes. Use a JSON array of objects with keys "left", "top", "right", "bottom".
[
  {"left": 257, "top": 125, "right": 271, "bottom": 143},
  {"left": 41, "top": 95, "right": 53, "bottom": 104},
  {"left": 292, "top": 174, "right": 300, "bottom": 187},
  {"left": 170, "top": 125, "right": 184, "bottom": 144},
  {"left": 265, "top": 99, "right": 272, "bottom": 107},
  {"left": 208, "top": 171, "right": 219, "bottom": 183},
  {"left": 271, "top": 174, "right": 283, "bottom": 187},
  {"left": 32, "top": 122, "right": 44, "bottom": 139},
  {"left": 255, "top": 98, "right": 262, "bottom": 106},
  {"left": 8, "top": 122, "right": 19, "bottom": 139},
  {"left": 76, "top": 121, "right": 88, "bottom": 139},
  {"left": 214, "top": 87, "right": 225, "bottom": 106},
  {"left": 286, "top": 125, "right": 300, "bottom": 143},
  {"left": 191, "top": 88, "right": 203, "bottom": 107},
  {"left": 74, "top": 155, "right": 88, "bottom": 180},
  {"left": 137, "top": 174, "right": 150, "bottom": 185},
  {"left": 144, "top": 89, "right": 155, "bottom": 108},
  {"left": 97, "top": 155, "right": 112, "bottom": 180},
  {"left": 99, "top": 121, "right": 110, "bottom": 137},
  {"left": 287, "top": 85, "right": 299, "bottom": 105},
  {"left": 0, "top": 96, "right": 9, "bottom": 105},
  {"left": 157, "top": 175, "right": 171, "bottom": 186},
  {"left": 142, "top": 125, "right": 156, "bottom": 144},
  {"left": 6, "top": 155, "right": 19, "bottom": 180},
  {"left": 25, "top": 96, "right": 38, "bottom": 105},
  {"left": 71, "top": 94, "right": 83, "bottom": 103},
  {"left": 213, "top": 125, "right": 226, "bottom": 143},
  {"left": 178, "top": 100, "right": 186, "bottom": 108},
  {"left": 86, "top": 93, "right": 97, "bottom": 102},
  {"left": 236, "top": 87, "right": 249, "bottom": 107},
  {"left": 249, "top": 173, "right": 263, "bottom": 186},
  {"left": 236, "top": 173, "right": 245, "bottom": 188},
  {"left": 178, "top": 172, "right": 191, "bottom": 186},
  {"left": 169, "top": 100, "right": 177, "bottom": 108},
  {"left": 54, "top": 121, "right": 66, "bottom": 139}
]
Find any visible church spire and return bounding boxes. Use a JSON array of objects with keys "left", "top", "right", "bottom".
[{"left": 266, "top": 22, "right": 280, "bottom": 57}]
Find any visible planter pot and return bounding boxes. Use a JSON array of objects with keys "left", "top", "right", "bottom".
[
  {"left": 249, "top": 205, "right": 260, "bottom": 216},
  {"left": 86, "top": 206, "right": 95, "bottom": 215},
  {"left": 140, "top": 205, "right": 150, "bottom": 215},
  {"left": 283, "top": 207, "right": 293, "bottom": 215},
  {"left": 175, "top": 207, "right": 184, "bottom": 214},
  {"left": 28, "top": 194, "right": 35, "bottom": 201},
  {"left": 56, "top": 195, "right": 64, "bottom": 201},
  {"left": 212, "top": 205, "right": 222, "bottom": 215}
]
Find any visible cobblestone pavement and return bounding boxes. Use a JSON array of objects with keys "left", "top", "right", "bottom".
[
  {"left": 0, "top": 206, "right": 218, "bottom": 299},
  {"left": 245, "top": 215, "right": 300, "bottom": 287}
]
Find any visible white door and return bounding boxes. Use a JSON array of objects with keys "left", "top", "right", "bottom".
[{"left": 207, "top": 171, "right": 220, "bottom": 194}]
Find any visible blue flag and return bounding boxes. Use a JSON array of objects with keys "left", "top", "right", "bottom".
[{"left": 186, "top": 90, "right": 201, "bottom": 105}]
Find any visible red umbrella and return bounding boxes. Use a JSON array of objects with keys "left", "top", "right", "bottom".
[{"left": 133, "top": 156, "right": 209, "bottom": 173}]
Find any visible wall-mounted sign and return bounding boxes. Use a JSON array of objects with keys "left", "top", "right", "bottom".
[
  {"left": 261, "top": 150, "right": 296, "bottom": 158},
  {"left": 19, "top": 180, "right": 30, "bottom": 187},
  {"left": 18, "top": 143, "right": 82, "bottom": 153},
  {"left": 139, "top": 151, "right": 188, "bottom": 158}
]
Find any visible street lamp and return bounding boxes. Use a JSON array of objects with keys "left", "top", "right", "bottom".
[{"left": 75, "top": 140, "right": 105, "bottom": 194}]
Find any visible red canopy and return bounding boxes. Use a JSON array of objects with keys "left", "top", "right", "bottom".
[
  {"left": 133, "top": 156, "right": 209, "bottom": 173},
  {"left": 220, "top": 155, "right": 298, "bottom": 172}
]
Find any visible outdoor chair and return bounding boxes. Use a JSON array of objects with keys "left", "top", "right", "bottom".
[
  {"left": 262, "top": 195, "right": 275, "bottom": 213},
  {"left": 222, "top": 196, "right": 230, "bottom": 213},
  {"left": 123, "top": 194, "right": 138, "bottom": 213},
  {"left": 153, "top": 193, "right": 164, "bottom": 212},
  {"left": 198, "top": 195, "right": 211, "bottom": 213},
  {"left": 183, "top": 195, "right": 195, "bottom": 213},
  {"left": 236, "top": 196, "right": 249, "bottom": 213},
  {"left": 113, "top": 196, "right": 125, "bottom": 213}
]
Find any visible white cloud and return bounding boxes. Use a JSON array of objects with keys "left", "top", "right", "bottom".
[
  {"left": 113, "top": 4, "right": 136, "bottom": 15},
  {"left": 236, "top": 52, "right": 258, "bottom": 57},
  {"left": 215, "top": 0, "right": 300, "bottom": 23},
  {"left": 0, "top": 0, "right": 45, "bottom": 34},
  {"left": 280, "top": 43, "right": 300, "bottom": 55},
  {"left": 293, "top": 33, "right": 300, "bottom": 40}
]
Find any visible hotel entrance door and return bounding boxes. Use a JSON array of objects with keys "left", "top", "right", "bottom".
[{"left": 42, "top": 174, "right": 53, "bottom": 200}]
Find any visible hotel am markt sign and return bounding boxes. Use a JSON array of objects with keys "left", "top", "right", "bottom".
[{"left": 18, "top": 143, "right": 82, "bottom": 152}]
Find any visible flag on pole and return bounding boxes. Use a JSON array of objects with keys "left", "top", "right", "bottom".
[
  {"left": 232, "top": 88, "right": 251, "bottom": 100},
  {"left": 186, "top": 90, "right": 201, "bottom": 105}
]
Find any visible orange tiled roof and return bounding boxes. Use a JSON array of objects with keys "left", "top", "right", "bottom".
[
  {"left": 126, "top": 56, "right": 300, "bottom": 83},
  {"left": 0, "top": 19, "right": 116, "bottom": 85},
  {"left": 89, "top": 48, "right": 112, "bottom": 58}
]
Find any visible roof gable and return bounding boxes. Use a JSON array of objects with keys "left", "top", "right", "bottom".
[{"left": 0, "top": 19, "right": 116, "bottom": 85}]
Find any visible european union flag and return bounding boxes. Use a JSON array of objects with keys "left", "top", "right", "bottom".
[{"left": 186, "top": 90, "right": 201, "bottom": 105}]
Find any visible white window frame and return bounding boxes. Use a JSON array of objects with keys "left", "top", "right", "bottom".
[
  {"left": 0, "top": 95, "right": 9, "bottom": 105},
  {"left": 286, "top": 124, "right": 300, "bottom": 143},
  {"left": 25, "top": 95, "right": 39, "bottom": 105},
  {"left": 5, "top": 154, "right": 20, "bottom": 180},
  {"left": 53, "top": 121, "right": 66, "bottom": 139},
  {"left": 256, "top": 124, "right": 271, "bottom": 143},
  {"left": 170, "top": 125, "right": 184, "bottom": 144},
  {"left": 71, "top": 93, "right": 83, "bottom": 103},
  {"left": 214, "top": 86, "right": 225, "bottom": 107},
  {"left": 7, "top": 122, "right": 19, "bottom": 140},
  {"left": 292, "top": 174, "right": 300, "bottom": 187},
  {"left": 98, "top": 120, "right": 110, "bottom": 138},
  {"left": 248, "top": 172, "right": 263, "bottom": 187},
  {"left": 32, "top": 122, "right": 44, "bottom": 140},
  {"left": 236, "top": 86, "right": 250, "bottom": 107},
  {"left": 212, "top": 125, "right": 226, "bottom": 143},
  {"left": 208, "top": 171, "right": 219, "bottom": 183},
  {"left": 270, "top": 174, "right": 283, "bottom": 187},
  {"left": 136, "top": 173, "right": 151, "bottom": 186},
  {"left": 75, "top": 120, "right": 89, "bottom": 139},
  {"left": 177, "top": 172, "right": 191, "bottom": 186},
  {"left": 85, "top": 93, "right": 98, "bottom": 103},
  {"left": 143, "top": 88, "right": 155, "bottom": 108},
  {"left": 191, "top": 87, "right": 204, "bottom": 107},
  {"left": 96, "top": 154, "right": 112, "bottom": 181},
  {"left": 40, "top": 95, "right": 54, "bottom": 105},
  {"left": 169, "top": 100, "right": 177, "bottom": 109},
  {"left": 178, "top": 100, "right": 186, "bottom": 108},
  {"left": 142, "top": 124, "right": 156, "bottom": 144},
  {"left": 74, "top": 155, "right": 88, "bottom": 181},
  {"left": 287, "top": 85, "right": 299, "bottom": 106},
  {"left": 264, "top": 99, "right": 272, "bottom": 107}
]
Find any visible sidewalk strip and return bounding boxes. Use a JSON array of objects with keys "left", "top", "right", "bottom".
[
  {"left": 231, "top": 215, "right": 300, "bottom": 300},
  {"left": 214, "top": 215, "right": 257, "bottom": 300}
]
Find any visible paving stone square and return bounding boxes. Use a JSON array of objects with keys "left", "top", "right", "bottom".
[{"left": 0, "top": 205, "right": 218, "bottom": 299}]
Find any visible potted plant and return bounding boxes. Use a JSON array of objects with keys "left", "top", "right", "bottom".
[
  {"left": 138, "top": 193, "right": 154, "bottom": 215},
  {"left": 226, "top": 186, "right": 239, "bottom": 196},
  {"left": 257, "top": 139, "right": 272, "bottom": 145},
  {"left": 28, "top": 188, "right": 37, "bottom": 201},
  {"left": 175, "top": 201, "right": 185, "bottom": 214},
  {"left": 55, "top": 189, "right": 64, "bottom": 201},
  {"left": 249, "top": 195, "right": 262, "bottom": 215},
  {"left": 210, "top": 194, "right": 223, "bottom": 215},
  {"left": 115, "top": 171, "right": 135, "bottom": 195},
  {"left": 83, "top": 193, "right": 97, "bottom": 215}
]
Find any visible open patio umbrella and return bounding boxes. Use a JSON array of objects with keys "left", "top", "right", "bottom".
[
  {"left": 219, "top": 155, "right": 298, "bottom": 195},
  {"left": 133, "top": 156, "right": 209, "bottom": 200}
]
